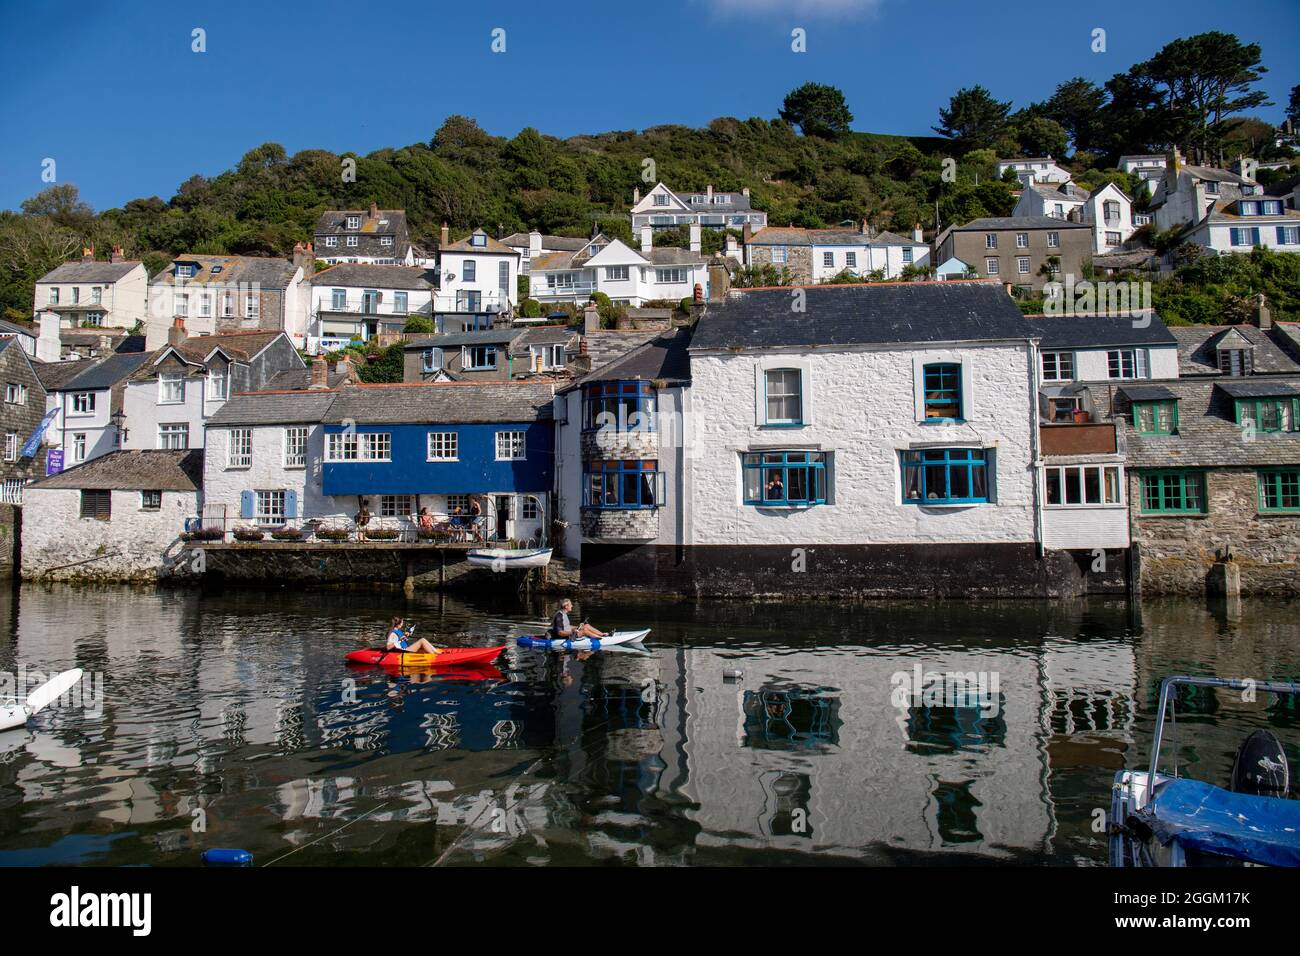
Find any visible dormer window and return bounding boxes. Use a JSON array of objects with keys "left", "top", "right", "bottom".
[
  {"left": 1262, "top": 201, "right": 1282, "bottom": 215},
  {"left": 1132, "top": 400, "right": 1178, "bottom": 435},
  {"left": 1204, "top": 181, "right": 1219, "bottom": 195},
  {"left": 470, "top": 233, "right": 486, "bottom": 247},
  {"left": 210, "top": 265, "right": 223, "bottom": 275},
  {"left": 1218, "top": 348, "right": 1252, "bottom": 376},
  {"left": 1240, "top": 201, "right": 1259, "bottom": 216},
  {"left": 175, "top": 264, "right": 194, "bottom": 280},
  {"left": 653, "top": 194, "right": 669, "bottom": 207},
  {"left": 345, "top": 215, "right": 361, "bottom": 230}
]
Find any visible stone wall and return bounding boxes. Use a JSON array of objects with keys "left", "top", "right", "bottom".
[
  {"left": 581, "top": 508, "right": 659, "bottom": 541},
  {"left": 1130, "top": 468, "right": 1300, "bottom": 595},
  {"left": 747, "top": 245, "right": 813, "bottom": 283},
  {"left": 0, "top": 505, "right": 17, "bottom": 579}
]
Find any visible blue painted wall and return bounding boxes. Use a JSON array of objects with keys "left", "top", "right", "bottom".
[{"left": 321, "top": 422, "right": 553, "bottom": 496}]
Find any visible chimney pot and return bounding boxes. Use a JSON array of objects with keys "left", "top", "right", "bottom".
[
  {"left": 1255, "top": 293, "right": 1273, "bottom": 330},
  {"left": 310, "top": 354, "right": 329, "bottom": 388},
  {"left": 168, "top": 317, "right": 187, "bottom": 347},
  {"left": 440, "top": 223, "right": 450, "bottom": 248},
  {"left": 633, "top": 187, "right": 640, "bottom": 204},
  {"left": 583, "top": 302, "right": 600, "bottom": 334},
  {"left": 81, "top": 246, "right": 94, "bottom": 263},
  {"left": 110, "top": 245, "right": 125, "bottom": 263}
]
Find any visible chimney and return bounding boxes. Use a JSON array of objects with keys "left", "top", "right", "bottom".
[
  {"left": 742, "top": 187, "right": 750, "bottom": 198},
  {"left": 110, "top": 245, "right": 124, "bottom": 263},
  {"left": 689, "top": 223, "right": 701, "bottom": 254},
  {"left": 1193, "top": 181, "right": 1209, "bottom": 222},
  {"left": 168, "top": 317, "right": 187, "bottom": 347},
  {"left": 633, "top": 187, "right": 640, "bottom": 204},
  {"left": 334, "top": 353, "right": 358, "bottom": 384},
  {"left": 369, "top": 201, "right": 379, "bottom": 220},
  {"left": 310, "top": 354, "right": 329, "bottom": 388},
  {"left": 705, "top": 185, "right": 713, "bottom": 204},
  {"left": 913, "top": 223, "right": 924, "bottom": 243},
  {"left": 640, "top": 226, "right": 652, "bottom": 253},
  {"left": 860, "top": 219, "right": 870, "bottom": 236},
  {"left": 724, "top": 234, "right": 739, "bottom": 258},
  {"left": 707, "top": 263, "right": 731, "bottom": 303},
  {"left": 583, "top": 302, "right": 600, "bottom": 334},
  {"left": 529, "top": 230, "right": 542, "bottom": 257},
  {"left": 742, "top": 222, "right": 753, "bottom": 244},
  {"left": 36, "top": 311, "right": 61, "bottom": 363},
  {"left": 1004, "top": 283, "right": 1014, "bottom": 297},
  {"left": 292, "top": 242, "right": 315, "bottom": 278},
  {"left": 440, "top": 223, "right": 450, "bottom": 248},
  {"left": 81, "top": 246, "right": 94, "bottom": 263},
  {"left": 1255, "top": 293, "right": 1273, "bottom": 330}
]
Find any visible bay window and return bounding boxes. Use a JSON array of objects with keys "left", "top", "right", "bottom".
[
  {"left": 1044, "top": 465, "right": 1122, "bottom": 506},
  {"left": 585, "top": 460, "right": 659, "bottom": 509},
  {"left": 583, "top": 381, "right": 656, "bottom": 432}
]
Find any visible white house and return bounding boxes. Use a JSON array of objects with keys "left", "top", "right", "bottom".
[
  {"left": 1117, "top": 155, "right": 1168, "bottom": 197},
  {"left": 743, "top": 224, "right": 930, "bottom": 282},
  {"left": 147, "top": 249, "right": 313, "bottom": 349},
  {"left": 435, "top": 226, "right": 521, "bottom": 317},
  {"left": 997, "top": 157, "right": 1072, "bottom": 186},
  {"left": 530, "top": 230, "right": 710, "bottom": 307},
  {"left": 20, "top": 449, "right": 203, "bottom": 581},
  {"left": 120, "top": 329, "right": 305, "bottom": 453},
  {"left": 1078, "top": 183, "right": 1138, "bottom": 253},
  {"left": 1012, "top": 181, "right": 1090, "bottom": 221},
  {"left": 630, "top": 182, "right": 766, "bottom": 233},
  {"left": 1150, "top": 153, "right": 1259, "bottom": 233},
  {"left": 44, "top": 350, "right": 153, "bottom": 467},
  {"left": 308, "top": 263, "right": 435, "bottom": 351},
  {"left": 34, "top": 246, "right": 148, "bottom": 331},
  {"left": 1178, "top": 198, "right": 1300, "bottom": 255}
]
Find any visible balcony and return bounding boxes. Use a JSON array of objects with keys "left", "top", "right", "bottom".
[
  {"left": 432, "top": 292, "right": 510, "bottom": 314},
  {"left": 1039, "top": 422, "right": 1117, "bottom": 456}
]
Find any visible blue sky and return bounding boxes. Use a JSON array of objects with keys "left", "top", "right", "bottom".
[{"left": 1, "top": 0, "right": 1296, "bottom": 212}]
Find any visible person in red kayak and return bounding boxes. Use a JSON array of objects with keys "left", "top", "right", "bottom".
[
  {"left": 387, "top": 617, "right": 439, "bottom": 654},
  {"left": 549, "top": 599, "right": 608, "bottom": 641}
]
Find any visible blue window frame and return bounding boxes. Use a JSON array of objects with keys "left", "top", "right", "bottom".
[
  {"left": 582, "top": 380, "right": 656, "bottom": 432},
  {"left": 1230, "top": 227, "right": 1259, "bottom": 247},
  {"left": 742, "top": 451, "right": 828, "bottom": 506},
  {"left": 923, "top": 363, "right": 962, "bottom": 420},
  {"left": 584, "top": 460, "right": 659, "bottom": 509},
  {"left": 901, "top": 448, "right": 989, "bottom": 504}
]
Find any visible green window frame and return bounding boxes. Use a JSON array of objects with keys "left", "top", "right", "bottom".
[
  {"left": 1139, "top": 470, "right": 1206, "bottom": 515},
  {"left": 1234, "top": 397, "right": 1299, "bottom": 433},
  {"left": 923, "top": 363, "right": 962, "bottom": 421},
  {"left": 1132, "top": 400, "right": 1178, "bottom": 435},
  {"left": 1258, "top": 469, "right": 1300, "bottom": 513}
]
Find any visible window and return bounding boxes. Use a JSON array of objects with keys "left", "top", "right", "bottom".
[
  {"left": 583, "top": 381, "right": 656, "bottom": 432},
  {"left": 379, "top": 495, "right": 414, "bottom": 518},
  {"left": 427, "top": 432, "right": 458, "bottom": 461},
  {"left": 284, "top": 427, "right": 307, "bottom": 468},
  {"left": 71, "top": 392, "right": 96, "bottom": 415},
  {"left": 1107, "top": 349, "right": 1147, "bottom": 380},
  {"left": 901, "top": 448, "right": 989, "bottom": 504},
  {"left": 360, "top": 433, "right": 391, "bottom": 461},
  {"left": 463, "top": 345, "right": 496, "bottom": 370},
  {"left": 463, "top": 259, "right": 477, "bottom": 282},
  {"left": 470, "top": 233, "right": 486, "bottom": 247},
  {"left": 742, "top": 451, "right": 828, "bottom": 506},
  {"left": 1132, "top": 400, "right": 1178, "bottom": 435},
  {"left": 653, "top": 194, "right": 669, "bottom": 206},
  {"left": 656, "top": 268, "right": 686, "bottom": 283},
  {"left": 255, "top": 490, "right": 286, "bottom": 526},
  {"left": 1017, "top": 257, "right": 1030, "bottom": 274},
  {"left": 228, "top": 428, "right": 252, "bottom": 467},
  {"left": 772, "top": 246, "right": 787, "bottom": 264},
  {"left": 380, "top": 236, "right": 394, "bottom": 247},
  {"left": 80, "top": 489, "right": 111, "bottom": 520},
  {"left": 1047, "top": 232, "right": 1060, "bottom": 248},
  {"left": 845, "top": 252, "right": 857, "bottom": 268},
  {"left": 923, "top": 363, "right": 962, "bottom": 420},
  {"left": 175, "top": 264, "right": 194, "bottom": 280},
  {"left": 158, "top": 423, "right": 189, "bottom": 450},
  {"left": 222, "top": 292, "right": 235, "bottom": 317},
  {"left": 1218, "top": 348, "right": 1252, "bottom": 376},
  {"left": 140, "top": 490, "right": 162, "bottom": 512},
  {"left": 520, "top": 496, "right": 541, "bottom": 520},
  {"left": 345, "top": 215, "right": 360, "bottom": 230},
  {"left": 1262, "top": 201, "right": 1282, "bottom": 216},
  {"left": 346, "top": 236, "right": 358, "bottom": 248},
  {"left": 72, "top": 433, "right": 87, "bottom": 462},
  {"left": 199, "top": 293, "right": 212, "bottom": 317},
  {"left": 985, "top": 257, "right": 999, "bottom": 276},
  {"left": 496, "top": 430, "right": 526, "bottom": 460},
  {"left": 531, "top": 344, "right": 565, "bottom": 371},
  {"left": 1204, "top": 181, "right": 1219, "bottom": 195},
  {"left": 1044, "top": 465, "right": 1122, "bottom": 506},
  {"left": 48, "top": 287, "right": 59, "bottom": 305},
  {"left": 1041, "top": 352, "right": 1074, "bottom": 381},
  {"left": 175, "top": 293, "right": 188, "bottom": 317},
  {"left": 1053, "top": 204, "right": 1065, "bottom": 219},
  {"left": 159, "top": 372, "right": 185, "bottom": 404},
  {"left": 5, "top": 383, "right": 27, "bottom": 405},
  {"left": 985, "top": 234, "right": 998, "bottom": 249},
  {"left": 207, "top": 368, "right": 229, "bottom": 400},
  {"left": 1277, "top": 226, "right": 1300, "bottom": 246},
  {"left": 607, "top": 266, "right": 629, "bottom": 281},
  {"left": 2, "top": 433, "right": 15, "bottom": 462},
  {"left": 245, "top": 295, "right": 259, "bottom": 319},
  {"left": 421, "top": 348, "right": 443, "bottom": 373},
  {"left": 324, "top": 236, "right": 338, "bottom": 248},
  {"left": 1015, "top": 233, "right": 1029, "bottom": 248},
  {"left": 823, "top": 252, "right": 834, "bottom": 268},
  {"left": 331, "top": 289, "right": 346, "bottom": 309},
  {"left": 764, "top": 368, "right": 803, "bottom": 425},
  {"left": 1140, "top": 470, "right": 1205, "bottom": 514},
  {"left": 446, "top": 494, "right": 470, "bottom": 513},
  {"left": 1259, "top": 469, "right": 1300, "bottom": 513},
  {"left": 1235, "top": 397, "right": 1298, "bottom": 433},
  {"left": 1103, "top": 200, "right": 1121, "bottom": 225},
  {"left": 585, "top": 460, "right": 660, "bottom": 509},
  {"left": 393, "top": 292, "right": 408, "bottom": 314},
  {"left": 1230, "top": 227, "right": 1259, "bottom": 247},
  {"left": 902, "top": 247, "right": 913, "bottom": 264},
  {"left": 326, "top": 432, "right": 357, "bottom": 461}
]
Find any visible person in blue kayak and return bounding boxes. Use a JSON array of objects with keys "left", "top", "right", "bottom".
[
  {"left": 386, "top": 616, "right": 439, "bottom": 654},
  {"left": 549, "top": 599, "right": 608, "bottom": 641}
]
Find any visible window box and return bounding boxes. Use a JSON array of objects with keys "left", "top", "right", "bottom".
[
  {"left": 270, "top": 528, "right": 304, "bottom": 541},
  {"left": 233, "top": 527, "right": 266, "bottom": 542},
  {"left": 366, "top": 528, "right": 401, "bottom": 541},
  {"left": 316, "top": 528, "right": 350, "bottom": 542},
  {"left": 182, "top": 527, "right": 225, "bottom": 542}
]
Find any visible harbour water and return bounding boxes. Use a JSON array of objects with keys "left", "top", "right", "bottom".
[{"left": 0, "top": 584, "right": 1296, "bottom": 866}]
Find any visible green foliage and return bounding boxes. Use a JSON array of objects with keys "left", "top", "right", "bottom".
[
  {"left": 519, "top": 298, "right": 542, "bottom": 318},
  {"left": 343, "top": 343, "right": 405, "bottom": 383},
  {"left": 1153, "top": 247, "right": 1300, "bottom": 324},
  {"left": 934, "top": 86, "right": 1012, "bottom": 152},
  {"left": 779, "top": 83, "right": 855, "bottom": 138},
  {"left": 402, "top": 315, "right": 434, "bottom": 333}
]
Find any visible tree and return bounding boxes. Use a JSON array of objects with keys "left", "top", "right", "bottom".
[
  {"left": 934, "top": 86, "right": 1012, "bottom": 152},
  {"left": 20, "top": 184, "right": 94, "bottom": 228},
  {"left": 779, "top": 83, "right": 854, "bottom": 138},
  {"left": 1286, "top": 85, "right": 1300, "bottom": 129},
  {"left": 403, "top": 315, "right": 434, "bottom": 333},
  {"left": 1040, "top": 78, "right": 1109, "bottom": 153},
  {"left": 1009, "top": 113, "right": 1069, "bottom": 159}
]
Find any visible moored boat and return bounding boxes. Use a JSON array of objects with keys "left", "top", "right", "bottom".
[{"left": 466, "top": 547, "right": 553, "bottom": 570}]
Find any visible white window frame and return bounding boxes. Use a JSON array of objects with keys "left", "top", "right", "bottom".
[
  {"left": 1043, "top": 464, "right": 1124, "bottom": 508},
  {"left": 345, "top": 215, "right": 361, "bottom": 230},
  {"left": 427, "top": 431, "right": 458, "bottom": 461},
  {"left": 326, "top": 432, "right": 358, "bottom": 461},
  {"left": 360, "top": 433, "right": 391, "bottom": 461},
  {"left": 1041, "top": 351, "right": 1075, "bottom": 382},
  {"left": 5, "top": 383, "right": 27, "bottom": 405},
  {"left": 283, "top": 426, "right": 307, "bottom": 468},
  {"left": 158, "top": 372, "right": 185, "bottom": 405},
  {"left": 531, "top": 344, "right": 565, "bottom": 371},
  {"left": 324, "top": 236, "right": 338, "bottom": 248},
  {"left": 1107, "top": 349, "right": 1148, "bottom": 380},
  {"left": 207, "top": 367, "right": 229, "bottom": 400},
  {"left": 656, "top": 268, "right": 685, "bottom": 284},
  {"left": 1017, "top": 257, "right": 1030, "bottom": 275},
  {"left": 245, "top": 295, "right": 260, "bottom": 319},
  {"left": 71, "top": 392, "right": 96, "bottom": 415},
  {"left": 140, "top": 490, "right": 162, "bottom": 512},
  {"left": 763, "top": 368, "right": 803, "bottom": 425},
  {"left": 72, "top": 433, "right": 87, "bottom": 462},
  {"left": 606, "top": 266, "right": 629, "bottom": 281},
  {"left": 379, "top": 494, "right": 413, "bottom": 518},
  {"left": 495, "top": 430, "right": 526, "bottom": 461},
  {"left": 2, "top": 433, "right": 16, "bottom": 462},
  {"left": 228, "top": 428, "right": 253, "bottom": 468},
  {"left": 985, "top": 257, "right": 1000, "bottom": 276},
  {"left": 157, "top": 423, "right": 189, "bottom": 450},
  {"left": 255, "top": 490, "right": 286, "bottom": 526}
]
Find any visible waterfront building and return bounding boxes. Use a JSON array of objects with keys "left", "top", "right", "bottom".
[
  {"left": 0, "top": 340, "right": 51, "bottom": 499},
  {"left": 742, "top": 224, "right": 929, "bottom": 283}
]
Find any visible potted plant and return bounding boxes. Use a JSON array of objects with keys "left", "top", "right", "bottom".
[
  {"left": 1072, "top": 409, "right": 1091, "bottom": 424},
  {"left": 367, "top": 528, "right": 400, "bottom": 541},
  {"left": 183, "top": 527, "right": 225, "bottom": 542},
  {"left": 270, "top": 527, "right": 304, "bottom": 541},
  {"left": 232, "top": 527, "right": 265, "bottom": 542},
  {"left": 317, "top": 528, "right": 350, "bottom": 542}
]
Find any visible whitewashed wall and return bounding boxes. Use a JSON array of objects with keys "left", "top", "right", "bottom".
[
  {"left": 204, "top": 424, "right": 348, "bottom": 527},
  {"left": 1064, "top": 345, "right": 1180, "bottom": 382},
  {"left": 21, "top": 488, "right": 197, "bottom": 580},
  {"left": 57, "top": 388, "right": 114, "bottom": 465},
  {"left": 686, "top": 343, "right": 1038, "bottom": 545}
]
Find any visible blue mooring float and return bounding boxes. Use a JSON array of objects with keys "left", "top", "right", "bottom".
[{"left": 202, "top": 848, "right": 253, "bottom": 866}]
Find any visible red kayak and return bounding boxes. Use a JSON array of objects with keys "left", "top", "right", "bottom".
[{"left": 344, "top": 646, "right": 505, "bottom": 668}]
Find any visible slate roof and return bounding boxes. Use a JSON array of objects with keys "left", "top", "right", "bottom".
[
  {"left": 1167, "top": 324, "right": 1300, "bottom": 376},
  {"left": 152, "top": 255, "right": 298, "bottom": 289},
  {"left": 33, "top": 359, "right": 87, "bottom": 390},
  {"left": 404, "top": 329, "right": 522, "bottom": 350},
  {"left": 745, "top": 226, "right": 924, "bottom": 247},
  {"left": 692, "top": 282, "right": 1036, "bottom": 350},
  {"left": 949, "top": 217, "right": 1092, "bottom": 232},
  {"left": 311, "top": 264, "right": 433, "bottom": 290},
  {"left": 513, "top": 326, "right": 580, "bottom": 352},
  {"left": 0, "top": 320, "right": 35, "bottom": 338},
  {"left": 1029, "top": 184, "right": 1091, "bottom": 203},
  {"left": 1264, "top": 174, "right": 1300, "bottom": 199},
  {"left": 1030, "top": 313, "right": 1177, "bottom": 350},
  {"left": 1118, "top": 385, "right": 1178, "bottom": 402},
  {"left": 53, "top": 351, "right": 152, "bottom": 391},
  {"left": 263, "top": 367, "right": 349, "bottom": 390},
  {"left": 322, "top": 381, "right": 555, "bottom": 424},
  {"left": 501, "top": 233, "right": 589, "bottom": 252},
  {"left": 568, "top": 326, "right": 694, "bottom": 392},
  {"left": 441, "top": 230, "right": 518, "bottom": 255},
  {"left": 207, "top": 390, "right": 339, "bottom": 426},
  {"left": 1215, "top": 380, "right": 1300, "bottom": 399},
  {"left": 584, "top": 329, "right": 664, "bottom": 371},
  {"left": 37, "top": 260, "right": 142, "bottom": 284},
  {"left": 29, "top": 449, "right": 203, "bottom": 492},
  {"left": 315, "top": 208, "right": 411, "bottom": 259},
  {"left": 646, "top": 247, "right": 708, "bottom": 265},
  {"left": 678, "top": 190, "right": 757, "bottom": 213},
  {"left": 1093, "top": 378, "right": 1300, "bottom": 468}
]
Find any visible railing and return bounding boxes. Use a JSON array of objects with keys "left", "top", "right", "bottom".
[
  {"left": 0, "top": 479, "right": 25, "bottom": 504},
  {"left": 306, "top": 335, "right": 361, "bottom": 355},
  {"left": 432, "top": 292, "right": 510, "bottom": 313},
  {"left": 183, "top": 511, "right": 501, "bottom": 544},
  {"left": 532, "top": 283, "right": 597, "bottom": 298}
]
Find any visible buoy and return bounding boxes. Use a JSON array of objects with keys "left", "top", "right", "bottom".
[
  {"left": 723, "top": 669, "right": 743, "bottom": 681},
  {"left": 202, "top": 848, "right": 253, "bottom": 866}
]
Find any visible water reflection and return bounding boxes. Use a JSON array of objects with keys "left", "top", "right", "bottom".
[{"left": 0, "top": 585, "right": 1296, "bottom": 866}]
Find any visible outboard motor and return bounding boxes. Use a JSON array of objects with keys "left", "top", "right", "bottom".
[{"left": 1230, "top": 729, "right": 1290, "bottom": 796}]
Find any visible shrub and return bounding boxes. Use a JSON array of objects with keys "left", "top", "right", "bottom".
[
  {"left": 519, "top": 297, "right": 542, "bottom": 318},
  {"left": 270, "top": 528, "right": 304, "bottom": 541},
  {"left": 403, "top": 315, "right": 434, "bottom": 334},
  {"left": 316, "top": 528, "right": 350, "bottom": 541},
  {"left": 232, "top": 527, "right": 265, "bottom": 542},
  {"left": 366, "top": 528, "right": 400, "bottom": 540},
  {"left": 183, "top": 527, "right": 225, "bottom": 542}
]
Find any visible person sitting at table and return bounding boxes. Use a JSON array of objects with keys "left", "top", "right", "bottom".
[{"left": 418, "top": 507, "right": 435, "bottom": 533}]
